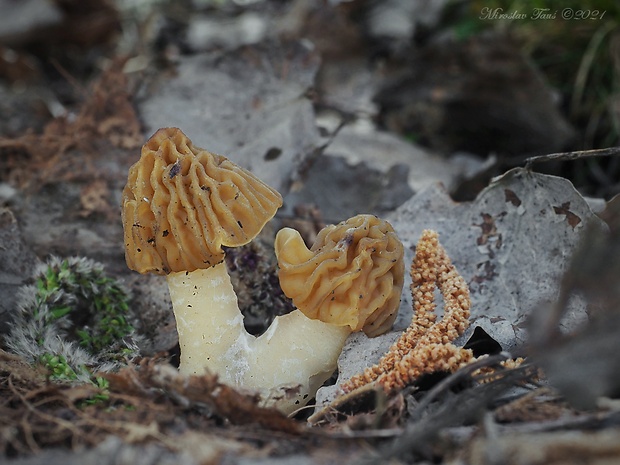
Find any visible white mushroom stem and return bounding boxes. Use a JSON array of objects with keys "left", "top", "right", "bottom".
[{"left": 166, "top": 262, "right": 351, "bottom": 414}]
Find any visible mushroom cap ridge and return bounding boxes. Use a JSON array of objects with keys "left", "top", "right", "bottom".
[
  {"left": 122, "top": 127, "right": 283, "bottom": 274},
  {"left": 275, "top": 214, "right": 405, "bottom": 337}
]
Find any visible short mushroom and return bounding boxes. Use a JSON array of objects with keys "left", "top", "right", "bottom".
[
  {"left": 274, "top": 214, "right": 405, "bottom": 395},
  {"left": 122, "top": 129, "right": 404, "bottom": 414}
]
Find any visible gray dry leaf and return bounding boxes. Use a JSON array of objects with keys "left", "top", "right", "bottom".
[
  {"left": 138, "top": 39, "right": 323, "bottom": 194},
  {"left": 531, "top": 195, "right": 620, "bottom": 409},
  {"left": 317, "top": 168, "right": 601, "bottom": 406},
  {"left": 281, "top": 122, "right": 478, "bottom": 224}
]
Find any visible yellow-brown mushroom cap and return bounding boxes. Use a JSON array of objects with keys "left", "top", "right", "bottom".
[
  {"left": 122, "top": 127, "right": 283, "bottom": 274},
  {"left": 275, "top": 214, "right": 405, "bottom": 337}
]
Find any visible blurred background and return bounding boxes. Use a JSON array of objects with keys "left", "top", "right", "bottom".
[{"left": 0, "top": 0, "right": 618, "bottom": 201}]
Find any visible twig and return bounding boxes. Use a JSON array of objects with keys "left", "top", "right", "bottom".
[
  {"left": 362, "top": 361, "right": 536, "bottom": 464},
  {"left": 317, "top": 427, "right": 403, "bottom": 439},
  {"left": 409, "top": 352, "right": 511, "bottom": 422},
  {"left": 525, "top": 146, "right": 620, "bottom": 169},
  {"left": 7, "top": 374, "right": 86, "bottom": 452},
  {"left": 493, "top": 407, "right": 620, "bottom": 435}
]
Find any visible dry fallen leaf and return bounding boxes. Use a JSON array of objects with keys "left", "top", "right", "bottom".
[
  {"left": 388, "top": 167, "right": 599, "bottom": 348},
  {"left": 138, "top": 40, "right": 322, "bottom": 195},
  {"left": 79, "top": 179, "right": 111, "bottom": 218},
  {"left": 105, "top": 360, "right": 302, "bottom": 434},
  {"left": 316, "top": 167, "right": 601, "bottom": 407}
]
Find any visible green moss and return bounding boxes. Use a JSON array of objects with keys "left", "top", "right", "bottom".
[
  {"left": 34, "top": 258, "right": 134, "bottom": 354},
  {"left": 39, "top": 353, "right": 81, "bottom": 381},
  {"left": 7, "top": 256, "right": 140, "bottom": 388}
]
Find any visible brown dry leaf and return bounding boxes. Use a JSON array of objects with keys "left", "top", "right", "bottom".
[
  {"left": 120, "top": 421, "right": 162, "bottom": 443},
  {"left": 464, "top": 428, "right": 620, "bottom": 465},
  {"left": 161, "top": 430, "right": 249, "bottom": 464},
  {"left": 493, "top": 388, "right": 572, "bottom": 424},
  {"left": 79, "top": 179, "right": 112, "bottom": 217},
  {"left": 342, "top": 391, "right": 405, "bottom": 432},
  {"left": 1, "top": 353, "right": 301, "bottom": 458},
  {"left": 0, "top": 57, "right": 141, "bottom": 190},
  {"left": 106, "top": 359, "right": 303, "bottom": 434},
  {"left": 0, "top": 350, "right": 47, "bottom": 389},
  {"left": 60, "top": 384, "right": 103, "bottom": 404},
  {"left": 72, "top": 57, "right": 142, "bottom": 148}
]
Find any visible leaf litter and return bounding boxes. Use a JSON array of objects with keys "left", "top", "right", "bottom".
[
  {"left": 4, "top": 164, "right": 617, "bottom": 464},
  {"left": 0, "top": 57, "right": 142, "bottom": 191}
]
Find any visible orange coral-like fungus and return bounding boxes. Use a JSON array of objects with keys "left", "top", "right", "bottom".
[{"left": 341, "top": 229, "right": 473, "bottom": 394}]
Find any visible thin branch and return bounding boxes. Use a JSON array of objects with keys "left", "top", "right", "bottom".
[
  {"left": 377, "top": 368, "right": 530, "bottom": 463},
  {"left": 525, "top": 146, "right": 620, "bottom": 169},
  {"left": 409, "top": 352, "right": 512, "bottom": 422},
  {"left": 7, "top": 374, "right": 86, "bottom": 452}
]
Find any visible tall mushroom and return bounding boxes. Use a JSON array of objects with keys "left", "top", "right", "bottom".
[
  {"left": 122, "top": 128, "right": 405, "bottom": 414},
  {"left": 122, "top": 127, "right": 282, "bottom": 377}
]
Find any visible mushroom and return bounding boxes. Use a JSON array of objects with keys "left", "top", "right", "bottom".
[
  {"left": 122, "top": 128, "right": 405, "bottom": 414},
  {"left": 274, "top": 214, "right": 405, "bottom": 392},
  {"left": 122, "top": 127, "right": 282, "bottom": 379}
]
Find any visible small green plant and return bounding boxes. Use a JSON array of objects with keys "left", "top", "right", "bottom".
[
  {"left": 81, "top": 376, "right": 111, "bottom": 406},
  {"left": 7, "top": 256, "right": 140, "bottom": 384},
  {"left": 39, "top": 353, "right": 80, "bottom": 380},
  {"left": 38, "top": 353, "right": 112, "bottom": 405}
]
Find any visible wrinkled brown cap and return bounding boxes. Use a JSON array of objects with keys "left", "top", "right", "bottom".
[
  {"left": 275, "top": 214, "right": 404, "bottom": 337},
  {"left": 122, "top": 127, "right": 283, "bottom": 275}
]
